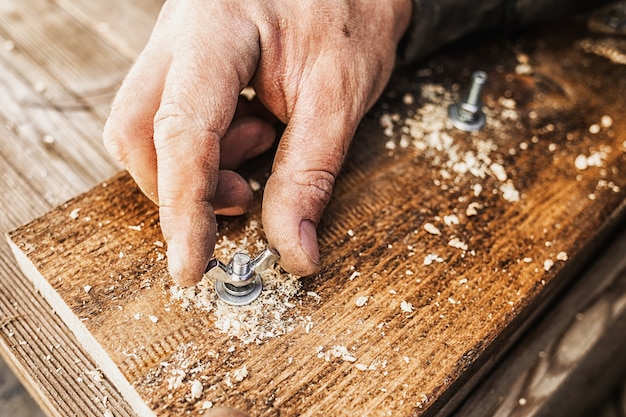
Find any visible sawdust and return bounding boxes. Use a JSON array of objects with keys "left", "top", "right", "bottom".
[
  {"left": 170, "top": 220, "right": 303, "bottom": 345},
  {"left": 355, "top": 296, "right": 369, "bottom": 307},
  {"left": 316, "top": 345, "right": 357, "bottom": 362},
  {"left": 381, "top": 83, "right": 523, "bottom": 210},
  {"left": 423, "top": 223, "right": 441, "bottom": 235}
]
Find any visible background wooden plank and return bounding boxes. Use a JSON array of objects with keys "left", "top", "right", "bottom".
[
  {"left": 450, "top": 219, "right": 626, "bottom": 417},
  {"left": 52, "top": 0, "right": 160, "bottom": 60},
  {"left": 0, "top": 0, "right": 154, "bottom": 414},
  {"left": 7, "top": 15, "right": 626, "bottom": 416}
]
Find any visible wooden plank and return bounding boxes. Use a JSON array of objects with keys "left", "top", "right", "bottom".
[
  {"left": 0, "top": 146, "right": 136, "bottom": 417},
  {"left": 0, "top": 0, "right": 136, "bottom": 121},
  {"left": 0, "top": 0, "right": 158, "bottom": 414},
  {"left": 450, "top": 221, "right": 626, "bottom": 417},
  {"left": 7, "top": 18, "right": 626, "bottom": 417},
  {"left": 52, "top": 0, "right": 160, "bottom": 59}
]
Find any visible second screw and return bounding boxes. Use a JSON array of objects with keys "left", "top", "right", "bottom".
[{"left": 448, "top": 70, "right": 488, "bottom": 132}]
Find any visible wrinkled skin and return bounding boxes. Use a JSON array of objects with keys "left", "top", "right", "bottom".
[{"left": 104, "top": 0, "right": 412, "bottom": 291}]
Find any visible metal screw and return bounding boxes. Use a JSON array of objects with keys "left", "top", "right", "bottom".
[
  {"left": 448, "top": 71, "right": 488, "bottom": 131},
  {"left": 205, "top": 248, "right": 279, "bottom": 306}
]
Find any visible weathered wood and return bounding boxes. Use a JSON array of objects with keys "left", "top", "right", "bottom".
[
  {"left": 0, "top": 0, "right": 153, "bottom": 415},
  {"left": 450, "top": 221, "right": 626, "bottom": 417},
  {"left": 7, "top": 16, "right": 626, "bottom": 417},
  {"left": 52, "top": 0, "right": 160, "bottom": 60}
]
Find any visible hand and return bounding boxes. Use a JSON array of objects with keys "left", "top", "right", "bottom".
[
  {"left": 203, "top": 407, "right": 248, "bottom": 417},
  {"left": 104, "top": 0, "right": 411, "bottom": 285}
]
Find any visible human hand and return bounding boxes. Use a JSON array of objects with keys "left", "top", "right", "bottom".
[
  {"left": 203, "top": 407, "right": 248, "bottom": 417},
  {"left": 104, "top": 0, "right": 411, "bottom": 286}
]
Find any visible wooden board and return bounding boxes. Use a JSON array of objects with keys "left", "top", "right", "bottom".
[
  {"left": 451, "top": 219, "right": 626, "bottom": 417},
  {"left": 0, "top": 0, "right": 146, "bottom": 415},
  {"left": 7, "top": 15, "right": 626, "bottom": 417}
]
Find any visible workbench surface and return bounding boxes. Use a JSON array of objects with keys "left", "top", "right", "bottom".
[{"left": 1, "top": 1, "right": 626, "bottom": 416}]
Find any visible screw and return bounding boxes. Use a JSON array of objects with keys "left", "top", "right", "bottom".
[
  {"left": 448, "top": 71, "right": 488, "bottom": 131},
  {"left": 205, "top": 248, "right": 279, "bottom": 306},
  {"left": 231, "top": 253, "right": 252, "bottom": 278}
]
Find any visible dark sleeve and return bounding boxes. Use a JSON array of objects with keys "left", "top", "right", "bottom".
[{"left": 398, "top": 0, "right": 611, "bottom": 63}]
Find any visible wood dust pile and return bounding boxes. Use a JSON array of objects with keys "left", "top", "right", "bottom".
[{"left": 170, "top": 221, "right": 304, "bottom": 345}]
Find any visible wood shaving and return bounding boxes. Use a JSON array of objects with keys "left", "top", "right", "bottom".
[
  {"left": 600, "top": 115, "right": 613, "bottom": 128},
  {"left": 233, "top": 365, "right": 248, "bottom": 382},
  {"left": 423, "top": 223, "right": 441, "bottom": 235},
  {"left": 400, "top": 301, "right": 414, "bottom": 313},
  {"left": 575, "top": 150, "right": 608, "bottom": 170},
  {"left": 380, "top": 83, "right": 523, "bottom": 208},
  {"left": 448, "top": 238, "right": 468, "bottom": 251},
  {"left": 490, "top": 163, "right": 508, "bottom": 182},
  {"left": 249, "top": 179, "right": 261, "bottom": 191},
  {"left": 466, "top": 202, "right": 483, "bottom": 216},
  {"left": 171, "top": 221, "right": 303, "bottom": 345},
  {"left": 69, "top": 208, "right": 81, "bottom": 219},
  {"left": 589, "top": 124, "right": 601, "bottom": 134},
  {"left": 86, "top": 369, "right": 104, "bottom": 383},
  {"left": 500, "top": 181, "right": 521, "bottom": 202},
  {"left": 355, "top": 363, "right": 369, "bottom": 371},
  {"left": 355, "top": 296, "right": 369, "bottom": 307},
  {"left": 424, "top": 253, "right": 443, "bottom": 266},
  {"left": 317, "top": 345, "right": 357, "bottom": 362},
  {"left": 443, "top": 215, "right": 459, "bottom": 226},
  {"left": 348, "top": 271, "right": 361, "bottom": 281},
  {"left": 579, "top": 37, "right": 626, "bottom": 65},
  {"left": 190, "top": 380, "right": 203, "bottom": 400},
  {"left": 543, "top": 259, "right": 554, "bottom": 271}
]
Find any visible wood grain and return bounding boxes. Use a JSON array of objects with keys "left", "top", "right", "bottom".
[
  {"left": 0, "top": 0, "right": 147, "bottom": 414},
  {"left": 451, "top": 221, "right": 626, "bottom": 417},
  {"left": 7, "top": 17, "right": 626, "bottom": 417}
]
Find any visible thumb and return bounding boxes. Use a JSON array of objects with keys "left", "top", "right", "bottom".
[{"left": 262, "top": 91, "right": 359, "bottom": 276}]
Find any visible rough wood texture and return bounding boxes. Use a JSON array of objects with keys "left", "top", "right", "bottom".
[
  {"left": 0, "top": 0, "right": 144, "bottom": 415},
  {"left": 451, "top": 220, "right": 626, "bottom": 417},
  {"left": 7, "top": 12, "right": 626, "bottom": 416}
]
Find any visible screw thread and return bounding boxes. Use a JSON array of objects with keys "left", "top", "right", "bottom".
[
  {"left": 232, "top": 253, "right": 251, "bottom": 276},
  {"left": 465, "top": 71, "right": 487, "bottom": 107}
]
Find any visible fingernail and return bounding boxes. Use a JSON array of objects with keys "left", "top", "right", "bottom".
[
  {"left": 214, "top": 206, "right": 246, "bottom": 216},
  {"left": 299, "top": 219, "right": 320, "bottom": 265}
]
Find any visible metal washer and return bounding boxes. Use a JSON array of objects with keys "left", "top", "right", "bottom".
[
  {"left": 448, "top": 104, "right": 486, "bottom": 132},
  {"left": 215, "top": 277, "right": 263, "bottom": 306}
]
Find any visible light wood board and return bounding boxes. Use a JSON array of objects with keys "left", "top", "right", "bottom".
[{"left": 7, "top": 15, "right": 626, "bottom": 416}]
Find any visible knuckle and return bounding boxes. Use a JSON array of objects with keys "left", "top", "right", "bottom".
[
  {"left": 292, "top": 169, "right": 336, "bottom": 209},
  {"left": 153, "top": 102, "right": 189, "bottom": 146}
]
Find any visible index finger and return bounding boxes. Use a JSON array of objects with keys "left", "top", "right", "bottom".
[{"left": 155, "top": 35, "right": 259, "bottom": 286}]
